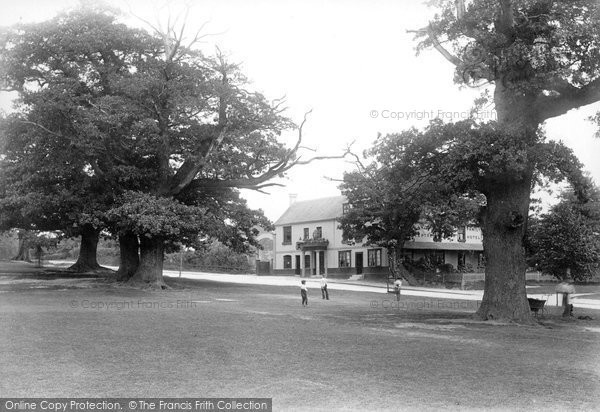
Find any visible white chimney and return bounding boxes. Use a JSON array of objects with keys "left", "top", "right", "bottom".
[{"left": 289, "top": 193, "right": 298, "bottom": 206}]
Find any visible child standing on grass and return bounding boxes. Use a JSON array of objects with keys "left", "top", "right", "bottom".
[
  {"left": 320, "top": 276, "right": 329, "bottom": 300},
  {"left": 394, "top": 278, "right": 402, "bottom": 302},
  {"left": 300, "top": 280, "right": 308, "bottom": 307}
]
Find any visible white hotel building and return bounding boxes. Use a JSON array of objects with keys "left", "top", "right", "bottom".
[{"left": 272, "top": 196, "right": 484, "bottom": 278}]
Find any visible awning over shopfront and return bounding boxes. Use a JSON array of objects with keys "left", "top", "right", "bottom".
[{"left": 404, "top": 241, "right": 483, "bottom": 251}]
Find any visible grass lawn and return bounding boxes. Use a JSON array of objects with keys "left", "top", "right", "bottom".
[{"left": 1, "top": 261, "right": 599, "bottom": 411}]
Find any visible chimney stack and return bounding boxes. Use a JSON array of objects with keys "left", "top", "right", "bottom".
[{"left": 289, "top": 193, "right": 298, "bottom": 206}]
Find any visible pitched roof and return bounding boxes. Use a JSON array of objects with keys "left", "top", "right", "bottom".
[{"left": 274, "top": 196, "right": 346, "bottom": 225}]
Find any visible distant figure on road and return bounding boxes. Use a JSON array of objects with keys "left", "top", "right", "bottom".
[
  {"left": 300, "top": 280, "right": 308, "bottom": 307},
  {"left": 394, "top": 278, "right": 402, "bottom": 302},
  {"left": 320, "top": 276, "right": 329, "bottom": 300}
]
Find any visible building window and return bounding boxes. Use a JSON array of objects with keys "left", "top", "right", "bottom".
[
  {"left": 283, "top": 255, "right": 292, "bottom": 269},
  {"left": 368, "top": 249, "right": 382, "bottom": 267},
  {"left": 342, "top": 203, "right": 351, "bottom": 215},
  {"left": 283, "top": 226, "right": 292, "bottom": 244},
  {"left": 303, "top": 228, "right": 309, "bottom": 240},
  {"left": 339, "top": 251, "right": 351, "bottom": 268},
  {"left": 457, "top": 226, "right": 466, "bottom": 242},
  {"left": 314, "top": 226, "right": 322, "bottom": 239}
]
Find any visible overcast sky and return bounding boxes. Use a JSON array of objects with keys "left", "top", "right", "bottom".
[{"left": 2, "top": 0, "right": 599, "bottom": 222}]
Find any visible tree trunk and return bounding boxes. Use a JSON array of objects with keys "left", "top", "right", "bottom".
[
  {"left": 561, "top": 293, "right": 573, "bottom": 317},
  {"left": 472, "top": 84, "right": 542, "bottom": 323},
  {"left": 128, "top": 236, "right": 169, "bottom": 289},
  {"left": 476, "top": 176, "right": 534, "bottom": 322},
  {"left": 13, "top": 230, "right": 31, "bottom": 262},
  {"left": 116, "top": 232, "right": 139, "bottom": 281},
  {"left": 69, "top": 225, "right": 102, "bottom": 272}
]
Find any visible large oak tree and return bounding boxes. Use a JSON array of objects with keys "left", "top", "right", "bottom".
[
  {"left": 0, "top": 6, "right": 154, "bottom": 271},
  {"left": 411, "top": 0, "right": 600, "bottom": 321},
  {"left": 1, "top": 6, "right": 344, "bottom": 286}
]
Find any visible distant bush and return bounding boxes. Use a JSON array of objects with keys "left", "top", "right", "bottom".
[
  {"left": 46, "top": 236, "right": 252, "bottom": 272},
  {"left": 439, "top": 263, "right": 455, "bottom": 273},
  {"left": 414, "top": 256, "right": 435, "bottom": 272},
  {"left": 457, "top": 262, "right": 475, "bottom": 273},
  {"left": 164, "top": 240, "right": 252, "bottom": 273}
]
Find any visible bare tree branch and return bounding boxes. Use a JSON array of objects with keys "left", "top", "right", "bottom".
[
  {"left": 323, "top": 176, "right": 344, "bottom": 183},
  {"left": 408, "top": 27, "right": 463, "bottom": 67},
  {"left": 168, "top": 127, "right": 227, "bottom": 195},
  {"left": 455, "top": 0, "right": 466, "bottom": 19},
  {"left": 126, "top": 7, "right": 163, "bottom": 38},
  {"left": 345, "top": 145, "right": 367, "bottom": 172},
  {"left": 18, "top": 120, "right": 63, "bottom": 138},
  {"left": 187, "top": 116, "right": 353, "bottom": 192}
]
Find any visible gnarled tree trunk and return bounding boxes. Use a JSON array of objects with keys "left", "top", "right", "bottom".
[
  {"left": 128, "top": 236, "right": 168, "bottom": 289},
  {"left": 477, "top": 174, "right": 534, "bottom": 322},
  {"left": 116, "top": 232, "right": 139, "bottom": 281},
  {"left": 69, "top": 224, "right": 102, "bottom": 272},
  {"left": 474, "top": 86, "right": 538, "bottom": 322}
]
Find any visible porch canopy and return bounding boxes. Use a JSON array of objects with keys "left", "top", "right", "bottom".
[{"left": 404, "top": 241, "right": 483, "bottom": 251}]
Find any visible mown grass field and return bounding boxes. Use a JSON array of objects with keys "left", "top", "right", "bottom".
[{"left": 1, "top": 262, "right": 599, "bottom": 411}]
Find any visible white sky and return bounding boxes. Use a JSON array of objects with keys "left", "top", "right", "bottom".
[{"left": 1, "top": 0, "right": 599, "bottom": 222}]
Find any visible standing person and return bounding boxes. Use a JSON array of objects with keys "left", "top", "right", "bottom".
[
  {"left": 394, "top": 278, "right": 402, "bottom": 302},
  {"left": 300, "top": 280, "right": 308, "bottom": 307},
  {"left": 320, "top": 276, "right": 329, "bottom": 300}
]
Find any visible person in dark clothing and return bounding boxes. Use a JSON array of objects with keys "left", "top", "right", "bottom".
[
  {"left": 320, "top": 276, "right": 329, "bottom": 300},
  {"left": 300, "top": 280, "right": 308, "bottom": 306}
]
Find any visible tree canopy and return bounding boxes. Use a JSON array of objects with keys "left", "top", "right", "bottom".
[
  {"left": 418, "top": 0, "right": 600, "bottom": 127},
  {"left": 0, "top": 5, "right": 342, "bottom": 286},
  {"left": 527, "top": 184, "right": 600, "bottom": 281}
]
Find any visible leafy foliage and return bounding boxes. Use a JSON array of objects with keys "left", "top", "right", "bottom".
[
  {"left": 339, "top": 124, "right": 483, "bottom": 251},
  {"left": 0, "top": 5, "right": 300, "bottom": 277},
  {"left": 418, "top": 1, "right": 600, "bottom": 100},
  {"left": 526, "top": 188, "right": 600, "bottom": 281},
  {"left": 0, "top": 8, "right": 154, "bottom": 234},
  {"left": 409, "top": 0, "right": 600, "bottom": 320},
  {"left": 164, "top": 240, "right": 253, "bottom": 272},
  {"left": 106, "top": 191, "right": 208, "bottom": 246},
  {"left": 340, "top": 117, "right": 586, "bottom": 246}
]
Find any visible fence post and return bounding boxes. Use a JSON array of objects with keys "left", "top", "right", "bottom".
[{"left": 179, "top": 250, "right": 183, "bottom": 278}]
